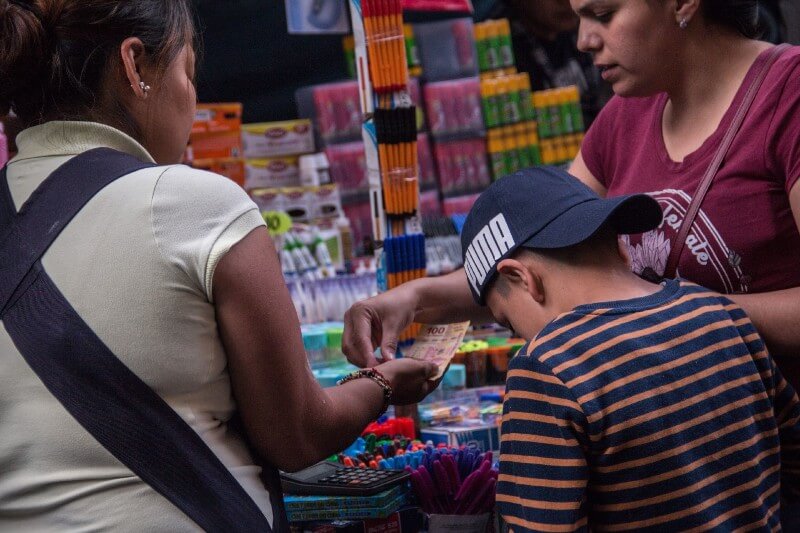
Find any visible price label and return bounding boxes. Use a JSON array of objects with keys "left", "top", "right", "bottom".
[{"left": 262, "top": 211, "right": 293, "bottom": 236}]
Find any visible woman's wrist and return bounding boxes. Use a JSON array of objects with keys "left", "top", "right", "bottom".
[{"left": 338, "top": 368, "right": 393, "bottom": 416}]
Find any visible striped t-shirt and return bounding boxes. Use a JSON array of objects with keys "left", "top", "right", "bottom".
[{"left": 497, "top": 279, "right": 800, "bottom": 532}]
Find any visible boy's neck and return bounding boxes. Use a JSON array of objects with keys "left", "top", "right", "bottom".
[{"left": 549, "top": 264, "right": 663, "bottom": 316}]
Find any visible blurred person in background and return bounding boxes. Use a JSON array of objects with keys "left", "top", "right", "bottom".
[{"left": 480, "top": 0, "right": 612, "bottom": 124}]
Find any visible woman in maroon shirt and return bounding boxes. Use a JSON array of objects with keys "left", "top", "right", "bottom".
[{"left": 568, "top": 0, "right": 800, "bottom": 389}]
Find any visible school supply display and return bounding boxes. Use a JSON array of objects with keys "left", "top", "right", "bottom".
[
  {"left": 187, "top": 103, "right": 245, "bottom": 186},
  {"left": 337, "top": 434, "right": 424, "bottom": 469},
  {"left": 284, "top": 486, "right": 409, "bottom": 522},
  {"left": 242, "top": 120, "right": 315, "bottom": 159},
  {"left": 474, "top": 19, "right": 514, "bottom": 75},
  {"left": 290, "top": 274, "right": 377, "bottom": 325},
  {"left": 374, "top": 107, "right": 420, "bottom": 215},
  {"left": 286, "top": 0, "right": 350, "bottom": 34},
  {"left": 487, "top": 122, "right": 543, "bottom": 180},
  {"left": 406, "top": 446, "right": 498, "bottom": 515},
  {"left": 295, "top": 80, "right": 362, "bottom": 148},
  {"left": 480, "top": 74, "right": 536, "bottom": 129},
  {"left": 345, "top": 22, "right": 421, "bottom": 79},
  {"left": 361, "top": 0, "right": 408, "bottom": 94},
  {"left": 424, "top": 78, "right": 484, "bottom": 139},
  {"left": 422, "top": 216, "right": 463, "bottom": 276},
  {"left": 414, "top": 17, "right": 478, "bottom": 82},
  {"left": 244, "top": 157, "right": 301, "bottom": 189},
  {"left": 251, "top": 184, "right": 343, "bottom": 223},
  {"left": 433, "top": 137, "right": 491, "bottom": 196}
]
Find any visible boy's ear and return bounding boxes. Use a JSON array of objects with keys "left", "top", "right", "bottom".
[{"left": 496, "top": 257, "right": 545, "bottom": 304}]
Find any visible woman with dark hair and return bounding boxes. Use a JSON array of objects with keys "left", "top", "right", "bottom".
[
  {"left": 0, "top": 1, "right": 438, "bottom": 531},
  {"left": 569, "top": 0, "right": 800, "bottom": 391}
]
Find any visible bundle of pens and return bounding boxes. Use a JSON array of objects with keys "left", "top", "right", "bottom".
[
  {"left": 383, "top": 233, "right": 425, "bottom": 345},
  {"left": 337, "top": 434, "right": 427, "bottom": 469},
  {"left": 383, "top": 234, "right": 425, "bottom": 289},
  {"left": 362, "top": 0, "right": 408, "bottom": 93},
  {"left": 407, "top": 446, "right": 498, "bottom": 516},
  {"left": 422, "top": 216, "right": 462, "bottom": 276},
  {"left": 374, "top": 107, "right": 419, "bottom": 215}
]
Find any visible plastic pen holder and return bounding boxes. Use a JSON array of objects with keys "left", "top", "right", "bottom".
[{"left": 425, "top": 513, "right": 491, "bottom": 533}]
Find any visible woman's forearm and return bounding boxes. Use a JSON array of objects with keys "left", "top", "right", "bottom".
[
  {"left": 292, "top": 380, "right": 385, "bottom": 469},
  {"left": 729, "top": 287, "right": 800, "bottom": 355},
  {"left": 410, "top": 269, "right": 496, "bottom": 325},
  {"left": 731, "top": 287, "right": 800, "bottom": 392}
]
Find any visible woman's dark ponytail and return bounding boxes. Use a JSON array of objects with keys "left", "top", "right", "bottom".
[{"left": 702, "top": 0, "right": 761, "bottom": 39}]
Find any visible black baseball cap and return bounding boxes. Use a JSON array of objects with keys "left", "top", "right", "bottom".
[{"left": 460, "top": 166, "right": 663, "bottom": 305}]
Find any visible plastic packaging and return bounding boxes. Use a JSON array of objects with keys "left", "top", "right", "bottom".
[
  {"left": 424, "top": 78, "right": 484, "bottom": 139},
  {"left": 414, "top": 18, "right": 478, "bottom": 82},
  {"left": 296, "top": 81, "right": 362, "bottom": 147},
  {"left": 433, "top": 138, "right": 490, "bottom": 196},
  {"left": 401, "top": 0, "right": 474, "bottom": 12}
]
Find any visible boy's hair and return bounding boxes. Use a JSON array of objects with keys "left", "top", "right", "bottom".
[
  {"left": 524, "top": 224, "right": 620, "bottom": 266},
  {"left": 489, "top": 224, "right": 621, "bottom": 298}
]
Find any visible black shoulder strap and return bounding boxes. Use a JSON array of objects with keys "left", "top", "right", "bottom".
[
  {"left": 0, "top": 148, "right": 149, "bottom": 313},
  {"left": 0, "top": 162, "right": 13, "bottom": 229},
  {"left": 0, "top": 148, "right": 281, "bottom": 532}
]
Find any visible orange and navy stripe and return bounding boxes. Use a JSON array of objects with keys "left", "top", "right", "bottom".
[{"left": 498, "top": 280, "right": 800, "bottom": 532}]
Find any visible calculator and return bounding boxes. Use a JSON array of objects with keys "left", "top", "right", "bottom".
[{"left": 280, "top": 461, "right": 410, "bottom": 496}]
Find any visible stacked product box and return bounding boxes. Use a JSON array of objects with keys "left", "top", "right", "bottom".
[
  {"left": 532, "top": 86, "right": 585, "bottom": 166},
  {"left": 414, "top": 17, "right": 490, "bottom": 214},
  {"left": 188, "top": 103, "right": 245, "bottom": 187},
  {"left": 241, "top": 119, "right": 316, "bottom": 192}
]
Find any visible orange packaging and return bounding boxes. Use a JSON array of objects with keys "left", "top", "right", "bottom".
[
  {"left": 189, "top": 103, "right": 244, "bottom": 161},
  {"left": 191, "top": 158, "right": 245, "bottom": 188},
  {"left": 189, "top": 131, "right": 243, "bottom": 161},
  {"left": 191, "top": 103, "right": 243, "bottom": 135}
]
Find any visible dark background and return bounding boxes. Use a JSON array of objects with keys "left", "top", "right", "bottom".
[
  {"left": 192, "top": 0, "right": 497, "bottom": 123},
  {"left": 191, "top": 0, "right": 790, "bottom": 124}
]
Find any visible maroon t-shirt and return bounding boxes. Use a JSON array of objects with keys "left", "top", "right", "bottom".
[{"left": 582, "top": 46, "right": 800, "bottom": 295}]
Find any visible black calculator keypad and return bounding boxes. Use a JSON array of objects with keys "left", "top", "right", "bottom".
[
  {"left": 319, "top": 468, "right": 394, "bottom": 487},
  {"left": 281, "top": 462, "right": 410, "bottom": 497}
]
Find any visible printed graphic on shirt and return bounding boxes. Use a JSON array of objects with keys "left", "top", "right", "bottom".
[{"left": 621, "top": 189, "right": 750, "bottom": 293}]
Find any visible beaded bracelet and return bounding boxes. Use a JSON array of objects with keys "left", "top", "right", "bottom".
[{"left": 338, "top": 368, "right": 393, "bottom": 417}]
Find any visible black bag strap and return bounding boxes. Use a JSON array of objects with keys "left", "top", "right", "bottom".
[
  {"left": 663, "top": 44, "right": 790, "bottom": 279},
  {"left": 0, "top": 149, "right": 148, "bottom": 312},
  {"left": 0, "top": 148, "right": 281, "bottom": 532}
]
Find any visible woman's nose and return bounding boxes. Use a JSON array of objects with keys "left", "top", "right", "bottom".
[{"left": 577, "top": 22, "right": 601, "bottom": 53}]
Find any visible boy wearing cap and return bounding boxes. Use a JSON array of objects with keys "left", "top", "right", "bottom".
[{"left": 459, "top": 167, "right": 800, "bottom": 532}]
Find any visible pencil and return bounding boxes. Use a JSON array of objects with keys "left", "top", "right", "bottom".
[
  {"left": 363, "top": 1, "right": 380, "bottom": 91},
  {"left": 392, "top": 0, "right": 407, "bottom": 90}
]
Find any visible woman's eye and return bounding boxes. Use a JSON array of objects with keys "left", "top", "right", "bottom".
[{"left": 596, "top": 12, "right": 613, "bottom": 23}]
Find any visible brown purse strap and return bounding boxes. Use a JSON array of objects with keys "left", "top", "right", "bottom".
[{"left": 663, "top": 44, "right": 790, "bottom": 279}]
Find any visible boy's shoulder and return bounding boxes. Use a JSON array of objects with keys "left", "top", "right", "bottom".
[{"left": 517, "top": 279, "right": 742, "bottom": 376}]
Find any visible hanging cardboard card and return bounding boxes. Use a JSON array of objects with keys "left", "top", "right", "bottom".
[{"left": 286, "top": 0, "right": 351, "bottom": 34}]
